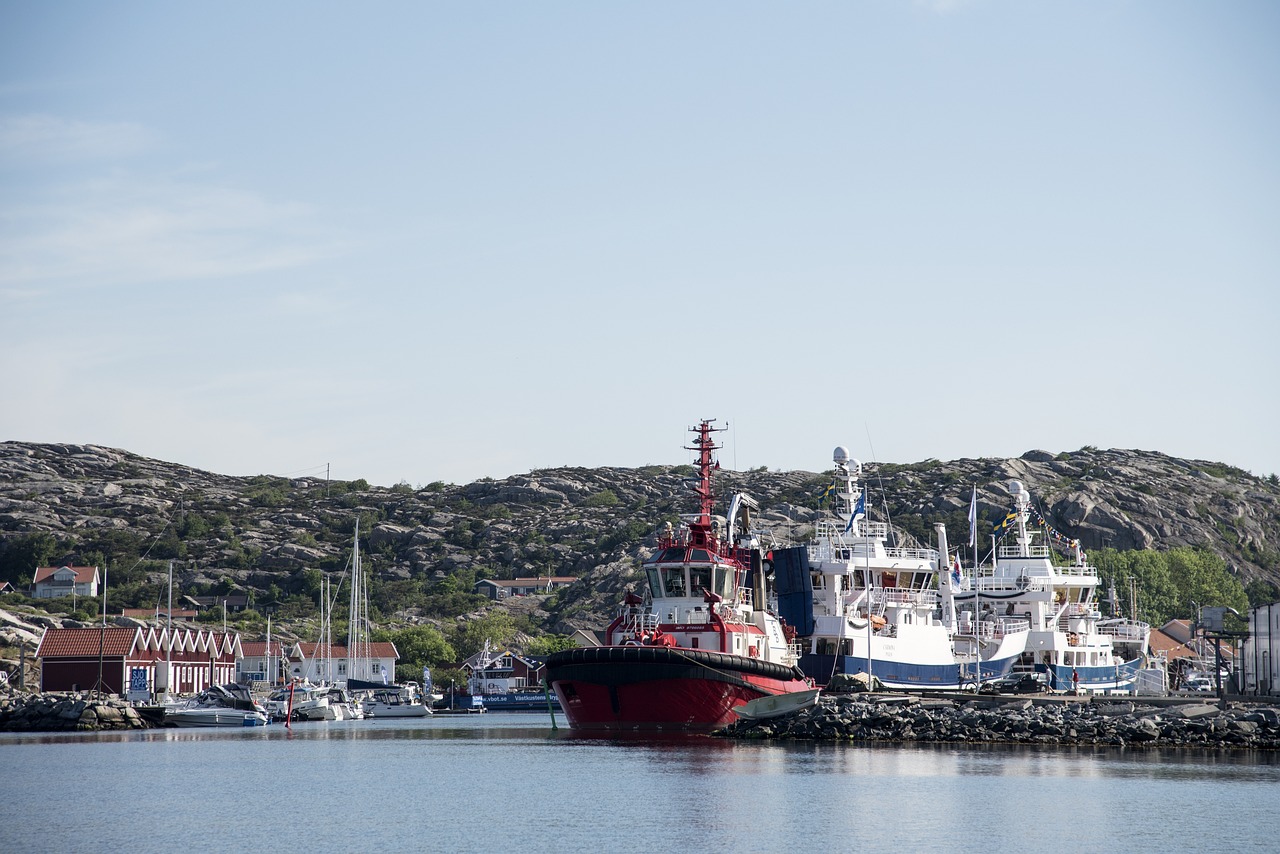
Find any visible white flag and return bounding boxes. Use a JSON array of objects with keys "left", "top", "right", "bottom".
[{"left": 967, "top": 486, "right": 977, "bottom": 548}]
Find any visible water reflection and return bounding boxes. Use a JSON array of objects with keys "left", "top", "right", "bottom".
[{"left": 2, "top": 715, "right": 1278, "bottom": 854}]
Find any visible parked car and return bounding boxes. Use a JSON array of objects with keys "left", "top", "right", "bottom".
[{"left": 979, "top": 673, "right": 1049, "bottom": 695}]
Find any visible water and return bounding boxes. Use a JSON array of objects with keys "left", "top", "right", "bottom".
[{"left": 2, "top": 714, "right": 1276, "bottom": 853}]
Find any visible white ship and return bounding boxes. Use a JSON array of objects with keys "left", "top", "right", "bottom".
[{"left": 787, "top": 448, "right": 1029, "bottom": 690}]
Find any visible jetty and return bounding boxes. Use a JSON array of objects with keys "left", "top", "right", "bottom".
[
  {"left": 0, "top": 686, "right": 161, "bottom": 732},
  {"left": 716, "top": 692, "right": 1280, "bottom": 750}
]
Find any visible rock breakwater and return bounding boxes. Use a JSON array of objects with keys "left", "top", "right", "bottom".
[
  {"left": 0, "top": 687, "right": 158, "bottom": 732},
  {"left": 717, "top": 694, "right": 1280, "bottom": 750}
]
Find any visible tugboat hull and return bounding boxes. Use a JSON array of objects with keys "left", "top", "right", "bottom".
[{"left": 547, "top": 645, "right": 810, "bottom": 731}]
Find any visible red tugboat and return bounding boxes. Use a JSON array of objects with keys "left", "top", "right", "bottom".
[{"left": 545, "top": 420, "right": 814, "bottom": 731}]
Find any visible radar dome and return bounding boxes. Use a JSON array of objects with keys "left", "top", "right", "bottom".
[{"left": 833, "top": 446, "right": 850, "bottom": 465}]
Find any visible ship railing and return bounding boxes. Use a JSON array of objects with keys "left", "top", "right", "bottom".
[
  {"left": 958, "top": 617, "right": 1030, "bottom": 641},
  {"left": 883, "top": 547, "right": 940, "bottom": 562},
  {"left": 997, "top": 543, "right": 1051, "bottom": 559},
  {"left": 1098, "top": 620, "right": 1150, "bottom": 642},
  {"left": 616, "top": 609, "right": 659, "bottom": 635},
  {"left": 813, "top": 519, "right": 890, "bottom": 542},
  {"left": 994, "top": 617, "right": 1030, "bottom": 638},
  {"left": 876, "top": 587, "right": 938, "bottom": 607},
  {"left": 973, "top": 574, "right": 1049, "bottom": 593}
]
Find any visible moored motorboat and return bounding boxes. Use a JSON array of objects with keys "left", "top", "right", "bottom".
[
  {"left": 165, "top": 684, "right": 269, "bottom": 727},
  {"left": 546, "top": 420, "right": 813, "bottom": 731},
  {"left": 264, "top": 682, "right": 331, "bottom": 722},
  {"left": 362, "top": 682, "right": 431, "bottom": 718}
]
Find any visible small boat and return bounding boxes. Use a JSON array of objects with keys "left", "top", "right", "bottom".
[
  {"left": 732, "top": 687, "right": 821, "bottom": 721},
  {"left": 264, "top": 682, "right": 331, "bottom": 722},
  {"left": 546, "top": 420, "right": 814, "bottom": 731},
  {"left": 324, "top": 685, "right": 364, "bottom": 720},
  {"left": 165, "top": 684, "right": 269, "bottom": 727},
  {"left": 459, "top": 642, "right": 561, "bottom": 711},
  {"left": 362, "top": 682, "right": 431, "bottom": 718}
]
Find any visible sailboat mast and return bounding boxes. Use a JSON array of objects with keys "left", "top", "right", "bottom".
[{"left": 348, "top": 520, "right": 361, "bottom": 684}]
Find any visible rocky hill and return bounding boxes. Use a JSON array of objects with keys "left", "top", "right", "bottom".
[{"left": 1, "top": 441, "right": 1277, "bottom": 639}]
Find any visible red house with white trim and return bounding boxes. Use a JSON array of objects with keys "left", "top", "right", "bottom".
[{"left": 37, "top": 626, "right": 243, "bottom": 696}]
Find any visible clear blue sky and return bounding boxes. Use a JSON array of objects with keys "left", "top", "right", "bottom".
[{"left": 2, "top": 1, "right": 1277, "bottom": 487}]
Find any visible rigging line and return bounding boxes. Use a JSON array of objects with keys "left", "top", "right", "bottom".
[
  {"left": 270, "top": 463, "right": 331, "bottom": 478},
  {"left": 862, "top": 423, "right": 897, "bottom": 546}
]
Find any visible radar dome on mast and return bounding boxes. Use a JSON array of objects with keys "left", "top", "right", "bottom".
[{"left": 833, "top": 446, "right": 850, "bottom": 465}]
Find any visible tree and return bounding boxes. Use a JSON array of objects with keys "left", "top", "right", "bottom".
[
  {"left": 374, "top": 625, "right": 457, "bottom": 673},
  {"left": 1164, "top": 547, "right": 1248, "bottom": 616},
  {"left": 524, "top": 634, "right": 577, "bottom": 656},
  {"left": 451, "top": 612, "right": 516, "bottom": 659},
  {"left": 0, "top": 532, "right": 61, "bottom": 586}
]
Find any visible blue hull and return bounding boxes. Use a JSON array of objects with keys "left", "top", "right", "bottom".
[
  {"left": 1038, "top": 657, "right": 1143, "bottom": 691},
  {"left": 458, "top": 692, "right": 562, "bottom": 711},
  {"left": 800, "top": 652, "right": 1020, "bottom": 691}
]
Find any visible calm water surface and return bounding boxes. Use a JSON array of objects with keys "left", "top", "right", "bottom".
[{"left": 2, "top": 714, "right": 1276, "bottom": 853}]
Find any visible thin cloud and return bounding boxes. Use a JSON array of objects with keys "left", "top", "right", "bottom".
[
  {"left": 0, "top": 114, "right": 154, "bottom": 163},
  {"left": 913, "top": 0, "right": 980, "bottom": 14},
  {"left": 0, "top": 174, "right": 344, "bottom": 290}
]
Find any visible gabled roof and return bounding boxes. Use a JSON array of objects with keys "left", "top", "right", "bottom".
[
  {"left": 460, "top": 648, "right": 543, "bottom": 672},
  {"left": 292, "top": 642, "right": 399, "bottom": 660},
  {"left": 130, "top": 627, "right": 242, "bottom": 658},
  {"left": 241, "top": 641, "right": 288, "bottom": 657},
  {"left": 33, "top": 565, "right": 99, "bottom": 584},
  {"left": 37, "top": 627, "right": 140, "bottom": 658}
]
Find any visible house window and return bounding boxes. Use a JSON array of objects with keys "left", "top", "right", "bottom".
[
  {"left": 372, "top": 663, "right": 380, "bottom": 673},
  {"left": 338, "top": 664, "right": 346, "bottom": 674}
]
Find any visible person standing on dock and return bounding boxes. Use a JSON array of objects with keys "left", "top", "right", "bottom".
[{"left": 1071, "top": 669, "right": 1080, "bottom": 695}]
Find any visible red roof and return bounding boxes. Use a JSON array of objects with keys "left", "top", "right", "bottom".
[
  {"left": 33, "top": 565, "right": 99, "bottom": 584},
  {"left": 37, "top": 627, "right": 140, "bottom": 658},
  {"left": 295, "top": 642, "right": 399, "bottom": 660},
  {"left": 241, "top": 641, "right": 288, "bottom": 657}
]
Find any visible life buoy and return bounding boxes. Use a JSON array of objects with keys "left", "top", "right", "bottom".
[{"left": 748, "top": 645, "right": 759, "bottom": 658}]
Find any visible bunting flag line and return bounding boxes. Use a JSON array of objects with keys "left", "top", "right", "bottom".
[{"left": 1028, "top": 506, "right": 1081, "bottom": 548}]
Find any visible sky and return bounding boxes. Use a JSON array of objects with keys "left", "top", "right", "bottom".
[{"left": 1, "top": 1, "right": 1277, "bottom": 488}]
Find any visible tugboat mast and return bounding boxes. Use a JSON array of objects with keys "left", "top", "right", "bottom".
[{"left": 683, "top": 419, "right": 725, "bottom": 551}]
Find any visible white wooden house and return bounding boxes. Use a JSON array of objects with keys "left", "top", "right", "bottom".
[
  {"left": 32, "top": 566, "right": 100, "bottom": 600},
  {"left": 288, "top": 641, "right": 400, "bottom": 685}
]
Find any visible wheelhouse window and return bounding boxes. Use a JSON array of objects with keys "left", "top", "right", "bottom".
[
  {"left": 690, "top": 549, "right": 712, "bottom": 563},
  {"left": 662, "top": 567, "right": 687, "bottom": 597},
  {"left": 713, "top": 566, "right": 735, "bottom": 599},
  {"left": 689, "top": 565, "right": 711, "bottom": 595},
  {"left": 645, "top": 568, "right": 660, "bottom": 595}
]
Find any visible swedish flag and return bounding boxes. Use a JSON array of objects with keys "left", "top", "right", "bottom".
[
  {"left": 992, "top": 510, "right": 1018, "bottom": 540},
  {"left": 817, "top": 481, "right": 837, "bottom": 505}
]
